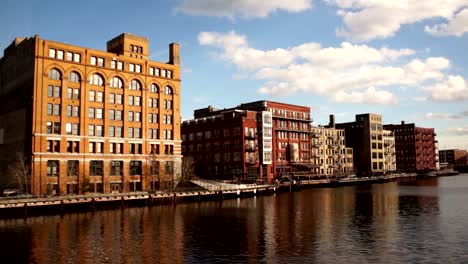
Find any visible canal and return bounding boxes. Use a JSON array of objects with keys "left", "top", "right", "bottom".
[{"left": 1, "top": 174, "right": 467, "bottom": 263}]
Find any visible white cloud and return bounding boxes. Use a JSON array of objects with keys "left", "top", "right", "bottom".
[
  {"left": 198, "top": 31, "right": 459, "bottom": 104},
  {"left": 425, "top": 75, "right": 468, "bottom": 101},
  {"left": 176, "top": 0, "right": 313, "bottom": 18},
  {"left": 426, "top": 112, "right": 466, "bottom": 120},
  {"left": 326, "top": 0, "right": 468, "bottom": 41},
  {"left": 331, "top": 87, "right": 398, "bottom": 105},
  {"left": 425, "top": 8, "right": 468, "bottom": 37},
  {"left": 447, "top": 126, "right": 468, "bottom": 135}
]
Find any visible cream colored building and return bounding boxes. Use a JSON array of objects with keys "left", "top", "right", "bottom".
[
  {"left": 311, "top": 126, "right": 353, "bottom": 177},
  {"left": 383, "top": 130, "right": 396, "bottom": 172}
]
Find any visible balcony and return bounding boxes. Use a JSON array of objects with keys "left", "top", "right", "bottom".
[
  {"left": 245, "top": 158, "right": 258, "bottom": 164},
  {"left": 245, "top": 132, "right": 256, "bottom": 139}
]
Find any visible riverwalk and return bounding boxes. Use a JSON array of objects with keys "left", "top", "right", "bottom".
[{"left": 0, "top": 172, "right": 445, "bottom": 216}]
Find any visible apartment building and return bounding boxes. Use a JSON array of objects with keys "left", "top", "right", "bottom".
[
  {"left": 184, "top": 100, "right": 313, "bottom": 182},
  {"left": 383, "top": 130, "right": 396, "bottom": 172},
  {"left": 336, "top": 113, "right": 386, "bottom": 176},
  {"left": 0, "top": 33, "right": 181, "bottom": 195},
  {"left": 384, "top": 122, "right": 437, "bottom": 171}
]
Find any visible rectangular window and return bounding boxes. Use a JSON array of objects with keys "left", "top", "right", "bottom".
[
  {"left": 96, "top": 142, "right": 103, "bottom": 153},
  {"left": 89, "top": 108, "right": 95, "bottom": 118},
  {"left": 116, "top": 126, "right": 123, "bottom": 138},
  {"left": 73, "top": 106, "right": 79, "bottom": 117},
  {"left": 89, "top": 125, "right": 95, "bottom": 136},
  {"left": 116, "top": 94, "right": 123, "bottom": 104},
  {"left": 67, "top": 88, "right": 73, "bottom": 99},
  {"left": 90, "top": 56, "right": 97, "bottom": 65},
  {"left": 53, "top": 122, "right": 60, "bottom": 134},
  {"left": 47, "top": 104, "right": 53, "bottom": 115},
  {"left": 128, "top": 127, "right": 133, "bottom": 138},
  {"left": 73, "top": 89, "right": 79, "bottom": 100},
  {"left": 73, "top": 53, "right": 81, "bottom": 63},
  {"left": 57, "top": 50, "right": 64, "bottom": 60},
  {"left": 73, "top": 123, "right": 79, "bottom": 135},
  {"left": 54, "top": 86, "right": 61, "bottom": 98},
  {"left": 150, "top": 67, "right": 154, "bottom": 75},
  {"left": 116, "top": 110, "right": 122, "bottom": 121},
  {"left": 135, "top": 128, "right": 141, "bottom": 138},
  {"left": 89, "top": 91, "right": 95, "bottom": 102},
  {"left": 109, "top": 126, "right": 115, "bottom": 137},
  {"left": 47, "top": 160, "right": 59, "bottom": 177},
  {"left": 128, "top": 111, "right": 134, "bottom": 122},
  {"left": 54, "top": 104, "right": 60, "bottom": 115},
  {"left": 135, "top": 96, "right": 141, "bottom": 106},
  {"left": 135, "top": 112, "right": 141, "bottom": 122},
  {"left": 49, "top": 49, "right": 56, "bottom": 58},
  {"left": 110, "top": 161, "right": 123, "bottom": 176},
  {"left": 66, "top": 52, "right": 73, "bottom": 61},
  {"left": 97, "top": 57, "right": 104, "bottom": 67},
  {"left": 96, "top": 92, "right": 103, "bottom": 102},
  {"left": 48, "top": 85, "right": 53, "bottom": 97},
  {"left": 129, "top": 63, "right": 135, "bottom": 72},
  {"left": 109, "top": 93, "right": 115, "bottom": 104},
  {"left": 66, "top": 105, "right": 72, "bottom": 116},
  {"left": 109, "top": 109, "right": 115, "bottom": 120},
  {"left": 128, "top": 96, "right": 134, "bottom": 106},
  {"left": 96, "top": 125, "right": 103, "bottom": 137},
  {"left": 46, "top": 122, "right": 52, "bottom": 133},
  {"left": 89, "top": 142, "right": 95, "bottom": 153},
  {"left": 89, "top": 160, "right": 103, "bottom": 176},
  {"left": 67, "top": 160, "right": 79, "bottom": 176},
  {"left": 117, "top": 61, "right": 123, "bottom": 70},
  {"left": 167, "top": 71, "right": 172, "bottom": 78},
  {"left": 96, "top": 108, "right": 103, "bottom": 119},
  {"left": 135, "top": 65, "right": 141, "bottom": 73},
  {"left": 110, "top": 60, "right": 116, "bottom": 69}
]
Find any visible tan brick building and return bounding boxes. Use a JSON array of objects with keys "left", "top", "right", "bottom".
[{"left": 0, "top": 33, "right": 182, "bottom": 195}]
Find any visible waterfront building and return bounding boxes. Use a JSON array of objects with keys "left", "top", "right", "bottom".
[
  {"left": 336, "top": 113, "right": 386, "bottom": 176},
  {"left": 439, "top": 149, "right": 468, "bottom": 167},
  {"left": 384, "top": 122, "right": 437, "bottom": 172},
  {"left": 182, "top": 100, "right": 313, "bottom": 183},
  {"left": 310, "top": 115, "right": 353, "bottom": 176},
  {"left": 382, "top": 130, "right": 396, "bottom": 172},
  {"left": 0, "top": 33, "right": 182, "bottom": 195}
]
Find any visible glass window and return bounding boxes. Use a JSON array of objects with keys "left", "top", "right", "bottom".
[
  {"left": 128, "top": 111, "right": 134, "bottom": 122},
  {"left": 135, "top": 96, "right": 141, "bottom": 106},
  {"left": 128, "top": 127, "right": 133, "bottom": 138},
  {"left": 69, "top": 71, "right": 80, "bottom": 83},
  {"left": 89, "top": 125, "right": 95, "bottom": 136},
  {"left": 66, "top": 105, "right": 72, "bottom": 116},
  {"left": 47, "top": 104, "right": 53, "bottom": 115},
  {"left": 73, "top": 53, "right": 81, "bottom": 63},
  {"left": 135, "top": 64, "right": 141, "bottom": 73},
  {"left": 97, "top": 57, "right": 104, "bottom": 67},
  {"left": 49, "top": 49, "right": 56, "bottom": 58},
  {"left": 48, "top": 69, "right": 61, "bottom": 80},
  {"left": 96, "top": 125, "right": 103, "bottom": 137},
  {"left": 109, "top": 109, "right": 115, "bottom": 120},
  {"left": 66, "top": 52, "right": 73, "bottom": 61},
  {"left": 89, "top": 91, "right": 95, "bottom": 101},
  {"left": 47, "top": 160, "right": 59, "bottom": 176},
  {"left": 97, "top": 92, "right": 103, "bottom": 102},
  {"left": 89, "top": 73, "right": 104, "bottom": 86},
  {"left": 116, "top": 110, "right": 122, "bottom": 121},
  {"left": 164, "top": 86, "right": 173, "bottom": 95},
  {"left": 110, "top": 77, "right": 123, "bottom": 88},
  {"left": 128, "top": 95, "right": 134, "bottom": 106},
  {"left": 73, "top": 106, "right": 79, "bottom": 117},
  {"left": 129, "top": 63, "right": 135, "bottom": 72},
  {"left": 48, "top": 85, "right": 53, "bottom": 97},
  {"left": 89, "top": 107, "right": 95, "bottom": 118},
  {"left": 96, "top": 108, "right": 103, "bottom": 119},
  {"left": 73, "top": 123, "right": 79, "bottom": 135},
  {"left": 67, "top": 88, "right": 73, "bottom": 99},
  {"left": 109, "top": 126, "right": 115, "bottom": 137},
  {"left": 116, "top": 94, "right": 123, "bottom": 104},
  {"left": 90, "top": 56, "right": 97, "bottom": 65},
  {"left": 149, "top": 84, "right": 158, "bottom": 93},
  {"left": 57, "top": 50, "right": 64, "bottom": 60},
  {"left": 117, "top": 61, "right": 123, "bottom": 70},
  {"left": 54, "top": 86, "right": 61, "bottom": 97},
  {"left": 130, "top": 79, "right": 141, "bottom": 90},
  {"left": 109, "top": 93, "right": 115, "bottom": 104},
  {"left": 73, "top": 89, "right": 80, "bottom": 100},
  {"left": 54, "top": 104, "right": 60, "bottom": 115}
]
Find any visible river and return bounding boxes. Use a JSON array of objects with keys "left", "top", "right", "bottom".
[{"left": 1, "top": 174, "right": 468, "bottom": 263}]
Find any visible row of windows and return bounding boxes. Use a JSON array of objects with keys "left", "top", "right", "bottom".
[
  {"left": 45, "top": 121, "right": 172, "bottom": 139},
  {"left": 48, "top": 69, "right": 174, "bottom": 94},
  {"left": 46, "top": 140, "right": 175, "bottom": 155},
  {"left": 49, "top": 48, "right": 174, "bottom": 78}
]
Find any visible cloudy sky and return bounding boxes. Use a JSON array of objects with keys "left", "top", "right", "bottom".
[{"left": 1, "top": 0, "right": 468, "bottom": 149}]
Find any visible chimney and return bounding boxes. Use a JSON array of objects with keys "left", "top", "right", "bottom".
[
  {"left": 329, "top": 114, "right": 335, "bottom": 128},
  {"left": 169, "top": 43, "right": 180, "bottom": 65},
  {"left": 401, "top": 121, "right": 405, "bottom": 125}
]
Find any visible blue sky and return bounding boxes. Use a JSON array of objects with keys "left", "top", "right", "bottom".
[{"left": 1, "top": 0, "right": 468, "bottom": 149}]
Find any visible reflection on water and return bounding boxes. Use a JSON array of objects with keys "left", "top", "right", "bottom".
[{"left": 1, "top": 174, "right": 468, "bottom": 263}]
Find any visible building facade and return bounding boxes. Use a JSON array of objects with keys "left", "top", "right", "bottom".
[
  {"left": 336, "top": 113, "right": 387, "bottom": 176},
  {"left": 182, "top": 109, "right": 272, "bottom": 182},
  {"left": 183, "top": 100, "right": 313, "bottom": 183},
  {"left": 439, "top": 149, "right": 468, "bottom": 166},
  {"left": 384, "top": 122, "right": 437, "bottom": 172},
  {"left": 0, "top": 33, "right": 182, "bottom": 195},
  {"left": 383, "top": 130, "right": 396, "bottom": 172}
]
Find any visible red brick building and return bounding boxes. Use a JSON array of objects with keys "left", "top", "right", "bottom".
[
  {"left": 182, "top": 100, "right": 313, "bottom": 183},
  {"left": 384, "top": 122, "right": 437, "bottom": 172}
]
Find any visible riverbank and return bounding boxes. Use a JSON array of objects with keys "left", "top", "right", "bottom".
[{"left": 0, "top": 172, "right": 454, "bottom": 217}]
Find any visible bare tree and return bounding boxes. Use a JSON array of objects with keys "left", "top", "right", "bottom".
[
  {"left": 181, "top": 156, "right": 196, "bottom": 181},
  {"left": 8, "top": 152, "right": 30, "bottom": 195}
]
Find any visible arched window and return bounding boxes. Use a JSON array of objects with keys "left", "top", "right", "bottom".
[
  {"left": 69, "top": 71, "right": 80, "bottom": 83},
  {"left": 89, "top": 73, "right": 104, "bottom": 86},
  {"left": 164, "top": 86, "right": 173, "bottom": 95},
  {"left": 130, "top": 79, "right": 141, "bottom": 91},
  {"left": 149, "top": 84, "right": 158, "bottom": 93},
  {"left": 48, "top": 68, "right": 61, "bottom": 80},
  {"left": 110, "top": 77, "right": 123, "bottom": 88}
]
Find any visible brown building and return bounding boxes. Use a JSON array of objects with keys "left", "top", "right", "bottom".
[
  {"left": 384, "top": 122, "right": 437, "bottom": 172},
  {"left": 182, "top": 100, "right": 313, "bottom": 183},
  {"left": 0, "top": 33, "right": 182, "bottom": 195},
  {"left": 336, "top": 113, "right": 386, "bottom": 177},
  {"left": 439, "top": 149, "right": 468, "bottom": 166}
]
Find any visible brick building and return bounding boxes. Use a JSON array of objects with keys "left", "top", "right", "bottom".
[
  {"left": 0, "top": 33, "right": 182, "bottom": 195},
  {"left": 384, "top": 122, "right": 437, "bottom": 172},
  {"left": 182, "top": 100, "right": 313, "bottom": 183},
  {"left": 439, "top": 149, "right": 468, "bottom": 166},
  {"left": 336, "top": 113, "right": 389, "bottom": 176}
]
